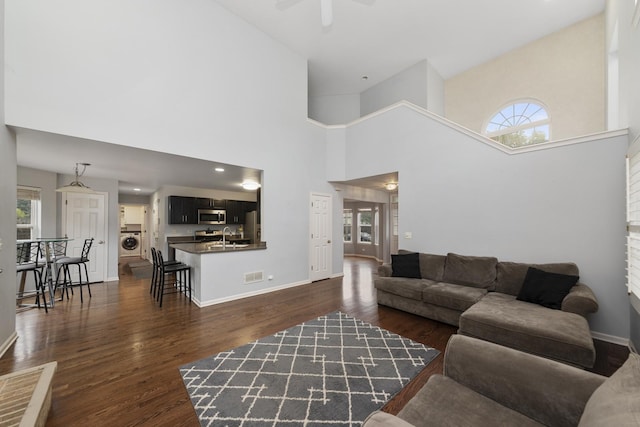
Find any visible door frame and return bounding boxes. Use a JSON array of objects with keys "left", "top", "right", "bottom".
[
  {"left": 61, "top": 190, "right": 109, "bottom": 282},
  {"left": 309, "top": 192, "right": 333, "bottom": 282}
]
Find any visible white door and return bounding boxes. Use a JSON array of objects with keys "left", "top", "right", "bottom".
[
  {"left": 310, "top": 193, "right": 332, "bottom": 282},
  {"left": 62, "top": 192, "right": 107, "bottom": 283}
]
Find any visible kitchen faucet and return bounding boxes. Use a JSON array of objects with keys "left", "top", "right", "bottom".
[{"left": 222, "top": 226, "right": 232, "bottom": 248}]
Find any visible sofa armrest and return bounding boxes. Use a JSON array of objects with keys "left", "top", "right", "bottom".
[
  {"left": 378, "top": 263, "right": 392, "bottom": 277},
  {"left": 444, "top": 335, "right": 605, "bottom": 427},
  {"left": 562, "top": 283, "right": 599, "bottom": 317},
  {"left": 362, "top": 411, "right": 415, "bottom": 427}
]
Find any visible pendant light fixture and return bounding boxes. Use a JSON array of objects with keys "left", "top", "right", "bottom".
[{"left": 56, "top": 162, "right": 95, "bottom": 193}]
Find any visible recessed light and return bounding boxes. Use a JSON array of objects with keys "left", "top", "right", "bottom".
[
  {"left": 214, "top": 167, "right": 225, "bottom": 172},
  {"left": 133, "top": 188, "right": 141, "bottom": 192}
]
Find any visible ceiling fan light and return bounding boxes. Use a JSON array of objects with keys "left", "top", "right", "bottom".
[{"left": 320, "top": 0, "right": 333, "bottom": 27}]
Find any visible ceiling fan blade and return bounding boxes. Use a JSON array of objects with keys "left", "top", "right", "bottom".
[{"left": 275, "top": 0, "right": 304, "bottom": 11}]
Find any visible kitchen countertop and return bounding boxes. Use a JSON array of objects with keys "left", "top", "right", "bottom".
[{"left": 170, "top": 241, "right": 267, "bottom": 254}]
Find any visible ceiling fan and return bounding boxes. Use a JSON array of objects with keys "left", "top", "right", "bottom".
[{"left": 276, "top": 0, "right": 373, "bottom": 28}]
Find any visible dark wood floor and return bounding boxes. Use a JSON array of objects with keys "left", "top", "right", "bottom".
[{"left": 1, "top": 257, "right": 628, "bottom": 426}]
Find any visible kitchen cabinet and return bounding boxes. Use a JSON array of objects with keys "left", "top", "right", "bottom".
[
  {"left": 195, "top": 198, "right": 226, "bottom": 209},
  {"left": 168, "top": 196, "right": 198, "bottom": 224},
  {"left": 227, "top": 201, "right": 258, "bottom": 225},
  {"left": 225, "top": 200, "right": 245, "bottom": 225}
]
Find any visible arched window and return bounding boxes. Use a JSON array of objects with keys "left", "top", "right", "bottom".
[{"left": 485, "top": 101, "right": 550, "bottom": 148}]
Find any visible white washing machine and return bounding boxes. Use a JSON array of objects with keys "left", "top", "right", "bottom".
[{"left": 120, "top": 232, "right": 141, "bottom": 257}]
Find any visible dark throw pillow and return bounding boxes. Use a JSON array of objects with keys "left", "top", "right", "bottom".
[
  {"left": 391, "top": 253, "right": 422, "bottom": 279},
  {"left": 516, "top": 267, "right": 579, "bottom": 309}
]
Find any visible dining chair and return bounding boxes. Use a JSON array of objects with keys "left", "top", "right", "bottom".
[
  {"left": 16, "top": 241, "right": 48, "bottom": 312},
  {"left": 56, "top": 238, "right": 94, "bottom": 303}
]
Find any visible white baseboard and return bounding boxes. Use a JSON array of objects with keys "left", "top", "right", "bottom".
[
  {"left": 195, "top": 280, "right": 313, "bottom": 308},
  {"left": 0, "top": 331, "right": 18, "bottom": 359},
  {"left": 591, "top": 330, "right": 630, "bottom": 347}
]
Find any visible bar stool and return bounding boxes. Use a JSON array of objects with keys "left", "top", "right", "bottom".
[
  {"left": 56, "top": 238, "right": 93, "bottom": 303},
  {"left": 16, "top": 241, "right": 48, "bottom": 312},
  {"left": 155, "top": 249, "right": 191, "bottom": 307},
  {"left": 149, "top": 247, "right": 182, "bottom": 297}
]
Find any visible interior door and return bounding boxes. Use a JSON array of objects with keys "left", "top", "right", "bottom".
[
  {"left": 310, "top": 193, "right": 332, "bottom": 282},
  {"left": 62, "top": 192, "right": 107, "bottom": 283}
]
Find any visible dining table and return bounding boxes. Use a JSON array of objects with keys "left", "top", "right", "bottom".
[{"left": 17, "top": 237, "right": 72, "bottom": 310}]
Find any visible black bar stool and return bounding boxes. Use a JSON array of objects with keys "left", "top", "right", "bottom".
[
  {"left": 154, "top": 249, "right": 191, "bottom": 307},
  {"left": 56, "top": 238, "right": 94, "bottom": 303},
  {"left": 16, "top": 241, "right": 48, "bottom": 312}
]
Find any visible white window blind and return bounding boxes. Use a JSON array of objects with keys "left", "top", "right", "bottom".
[{"left": 627, "top": 143, "right": 640, "bottom": 298}]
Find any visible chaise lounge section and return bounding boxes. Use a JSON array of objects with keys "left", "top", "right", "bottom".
[
  {"left": 374, "top": 251, "right": 599, "bottom": 368},
  {"left": 362, "top": 335, "right": 640, "bottom": 427}
]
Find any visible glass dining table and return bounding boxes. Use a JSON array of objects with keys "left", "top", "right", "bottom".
[{"left": 17, "top": 237, "right": 72, "bottom": 310}]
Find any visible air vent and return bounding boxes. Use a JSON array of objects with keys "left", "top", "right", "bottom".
[{"left": 244, "top": 271, "right": 264, "bottom": 284}]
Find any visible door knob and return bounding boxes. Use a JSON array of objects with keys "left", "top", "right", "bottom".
[
  {"left": 327, "top": 240, "right": 331, "bottom": 243},
  {"left": 98, "top": 240, "right": 105, "bottom": 244}
]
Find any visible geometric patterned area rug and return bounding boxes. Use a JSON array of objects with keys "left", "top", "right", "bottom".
[{"left": 180, "top": 311, "right": 439, "bottom": 427}]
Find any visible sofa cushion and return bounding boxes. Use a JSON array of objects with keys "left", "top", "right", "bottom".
[
  {"left": 418, "top": 253, "right": 447, "bottom": 281},
  {"left": 516, "top": 267, "right": 579, "bottom": 310},
  {"left": 391, "top": 253, "right": 421, "bottom": 278},
  {"left": 579, "top": 352, "right": 640, "bottom": 427},
  {"left": 397, "top": 374, "right": 544, "bottom": 427},
  {"left": 422, "top": 282, "right": 487, "bottom": 312},
  {"left": 496, "top": 261, "right": 579, "bottom": 296},
  {"left": 459, "top": 293, "right": 595, "bottom": 368},
  {"left": 374, "top": 277, "right": 431, "bottom": 300},
  {"left": 442, "top": 253, "right": 498, "bottom": 290}
]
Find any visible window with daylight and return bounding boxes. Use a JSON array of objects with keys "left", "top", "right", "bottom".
[
  {"left": 17, "top": 186, "right": 41, "bottom": 240},
  {"left": 357, "top": 208, "right": 372, "bottom": 244},
  {"left": 343, "top": 209, "right": 352, "bottom": 242},
  {"left": 627, "top": 141, "right": 640, "bottom": 299},
  {"left": 485, "top": 101, "right": 550, "bottom": 148}
]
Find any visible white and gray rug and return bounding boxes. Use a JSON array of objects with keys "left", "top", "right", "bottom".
[{"left": 180, "top": 311, "right": 439, "bottom": 427}]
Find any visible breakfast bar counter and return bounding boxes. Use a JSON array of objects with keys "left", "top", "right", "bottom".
[
  {"left": 170, "top": 241, "right": 268, "bottom": 306},
  {"left": 169, "top": 241, "right": 266, "bottom": 254}
]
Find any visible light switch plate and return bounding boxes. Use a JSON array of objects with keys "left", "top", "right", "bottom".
[{"left": 404, "top": 232, "right": 412, "bottom": 239}]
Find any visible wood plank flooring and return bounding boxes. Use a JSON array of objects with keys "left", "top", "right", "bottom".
[{"left": 0, "top": 257, "right": 628, "bottom": 426}]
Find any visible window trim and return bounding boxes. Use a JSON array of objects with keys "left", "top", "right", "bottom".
[
  {"left": 483, "top": 99, "right": 551, "bottom": 147},
  {"left": 17, "top": 185, "right": 42, "bottom": 240},
  {"left": 343, "top": 208, "right": 353, "bottom": 243},
  {"left": 357, "top": 208, "right": 372, "bottom": 245}
]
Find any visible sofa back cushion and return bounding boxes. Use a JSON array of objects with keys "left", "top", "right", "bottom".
[
  {"left": 419, "top": 253, "right": 447, "bottom": 281},
  {"left": 397, "top": 250, "right": 446, "bottom": 281},
  {"left": 496, "top": 262, "right": 579, "bottom": 296},
  {"left": 442, "top": 253, "right": 498, "bottom": 290},
  {"left": 578, "top": 352, "right": 640, "bottom": 427}
]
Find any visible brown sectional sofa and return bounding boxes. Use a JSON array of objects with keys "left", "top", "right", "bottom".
[
  {"left": 374, "top": 251, "right": 599, "bottom": 368},
  {"left": 362, "top": 335, "right": 640, "bottom": 427}
]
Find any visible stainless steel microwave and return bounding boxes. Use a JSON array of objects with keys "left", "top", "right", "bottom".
[{"left": 198, "top": 209, "right": 226, "bottom": 225}]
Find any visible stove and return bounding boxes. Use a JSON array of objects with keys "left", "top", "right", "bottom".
[{"left": 194, "top": 229, "right": 223, "bottom": 242}]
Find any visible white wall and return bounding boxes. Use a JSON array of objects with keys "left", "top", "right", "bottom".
[
  {"left": 17, "top": 166, "right": 57, "bottom": 237},
  {"left": 308, "top": 94, "right": 360, "bottom": 125},
  {"left": 0, "top": 0, "right": 18, "bottom": 357},
  {"left": 328, "top": 104, "right": 629, "bottom": 339},
  {"left": 445, "top": 14, "right": 606, "bottom": 141},
  {"left": 5, "top": 0, "right": 338, "bottom": 300},
  {"left": 361, "top": 60, "right": 444, "bottom": 117}
]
